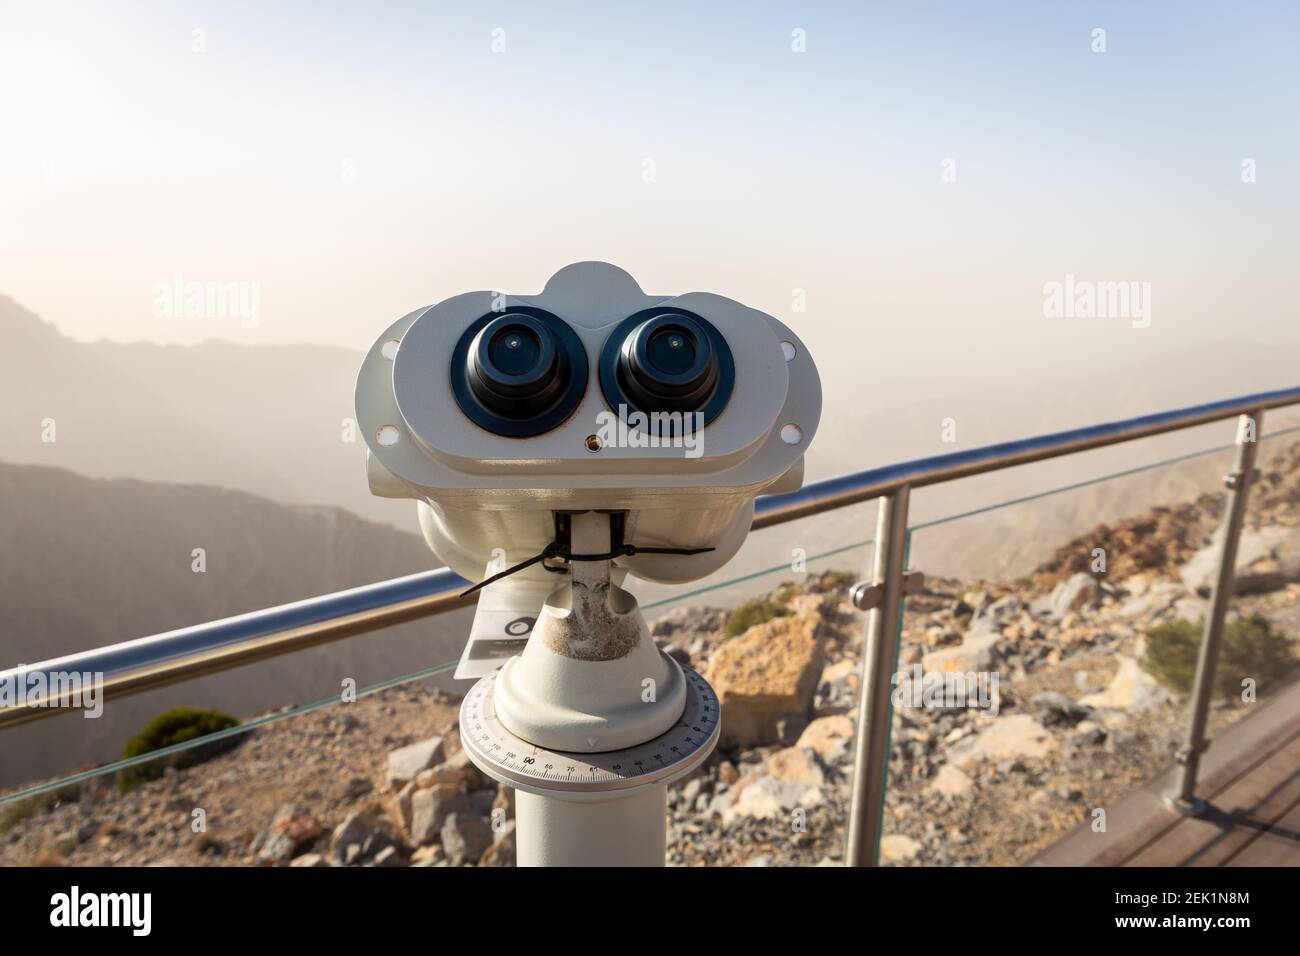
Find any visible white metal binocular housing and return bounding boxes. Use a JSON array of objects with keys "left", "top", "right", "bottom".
[
  {"left": 356, "top": 261, "right": 820, "bottom": 588},
  {"left": 355, "top": 261, "right": 819, "bottom": 865}
]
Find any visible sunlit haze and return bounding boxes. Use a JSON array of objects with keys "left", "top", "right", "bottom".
[{"left": 3, "top": 1, "right": 1298, "bottom": 407}]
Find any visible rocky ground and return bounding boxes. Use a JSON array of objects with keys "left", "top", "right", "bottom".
[{"left": 5, "top": 443, "right": 1300, "bottom": 868}]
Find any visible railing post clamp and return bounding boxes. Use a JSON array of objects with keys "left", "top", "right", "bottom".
[
  {"left": 851, "top": 571, "right": 924, "bottom": 612},
  {"left": 1223, "top": 468, "right": 1260, "bottom": 491}
]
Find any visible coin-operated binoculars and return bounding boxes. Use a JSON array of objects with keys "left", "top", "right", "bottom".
[{"left": 356, "top": 262, "right": 820, "bottom": 865}]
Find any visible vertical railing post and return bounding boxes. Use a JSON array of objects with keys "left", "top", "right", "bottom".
[
  {"left": 1166, "top": 411, "right": 1264, "bottom": 815},
  {"left": 845, "top": 485, "right": 912, "bottom": 866}
]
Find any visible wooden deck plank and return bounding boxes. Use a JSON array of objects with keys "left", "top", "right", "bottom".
[
  {"left": 1125, "top": 733, "right": 1300, "bottom": 866},
  {"left": 1029, "top": 682, "right": 1300, "bottom": 866},
  {"left": 1223, "top": 793, "right": 1300, "bottom": 866}
]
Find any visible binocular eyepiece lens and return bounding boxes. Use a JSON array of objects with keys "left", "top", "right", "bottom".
[
  {"left": 599, "top": 307, "right": 735, "bottom": 427},
  {"left": 469, "top": 315, "right": 564, "bottom": 414},
  {"left": 452, "top": 308, "right": 588, "bottom": 437},
  {"left": 488, "top": 326, "right": 543, "bottom": 376},
  {"left": 646, "top": 327, "right": 696, "bottom": 375},
  {"left": 621, "top": 314, "right": 718, "bottom": 413}
]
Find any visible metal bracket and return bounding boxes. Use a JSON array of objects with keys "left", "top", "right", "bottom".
[
  {"left": 850, "top": 581, "right": 882, "bottom": 611},
  {"left": 1223, "top": 468, "right": 1261, "bottom": 490},
  {"left": 850, "top": 570, "right": 925, "bottom": 611},
  {"left": 1174, "top": 739, "right": 1210, "bottom": 766}
]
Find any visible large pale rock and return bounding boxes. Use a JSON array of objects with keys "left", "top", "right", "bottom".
[
  {"left": 974, "top": 594, "right": 1022, "bottom": 626},
  {"left": 1116, "top": 582, "right": 1188, "bottom": 620},
  {"left": 253, "top": 803, "right": 323, "bottom": 863},
  {"left": 416, "top": 750, "right": 483, "bottom": 791},
  {"left": 387, "top": 736, "right": 446, "bottom": 790},
  {"left": 922, "top": 632, "right": 1000, "bottom": 674},
  {"left": 708, "top": 613, "right": 824, "bottom": 748},
  {"left": 1046, "top": 572, "right": 1100, "bottom": 620},
  {"left": 820, "top": 659, "right": 858, "bottom": 686},
  {"left": 879, "top": 834, "right": 922, "bottom": 863},
  {"left": 395, "top": 782, "right": 416, "bottom": 831},
  {"left": 796, "top": 714, "right": 855, "bottom": 764},
  {"left": 329, "top": 810, "right": 378, "bottom": 865},
  {"left": 722, "top": 775, "right": 823, "bottom": 824},
  {"left": 1180, "top": 526, "right": 1300, "bottom": 596},
  {"left": 1081, "top": 657, "right": 1174, "bottom": 712},
  {"left": 409, "top": 785, "right": 469, "bottom": 846},
  {"left": 949, "top": 714, "right": 1057, "bottom": 769},
  {"left": 441, "top": 814, "right": 493, "bottom": 864},
  {"left": 767, "top": 747, "right": 826, "bottom": 786},
  {"left": 818, "top": 659, "right": 861, "bottom": 708},
  {"left": 479, "top": 820, "right": 516, "bottom": 867},
  {"left": 930, "top": 764, "right": 974, "bottom": 798}
]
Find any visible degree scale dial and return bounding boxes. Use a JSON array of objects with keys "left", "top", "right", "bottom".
[{"left": 460, "top": 665, "right": 721, "bottom": 799}]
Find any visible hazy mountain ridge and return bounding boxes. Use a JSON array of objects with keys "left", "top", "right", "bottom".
[
  {"left": 0, "top": 461, "right": 434, "bottom": 657},
  {"left": 7, "top": 291, "right": 1300, "bottom": 537},
  {"left": 0, "top": 460, "right": 473, "bottom": 787},
  {"left": 0, "top": 294, "right": 410, "bottom": 529}
]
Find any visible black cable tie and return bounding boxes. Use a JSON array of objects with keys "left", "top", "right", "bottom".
[
  {"left": 459, "top": 544, "right": 559, "bottom": 597},
  {"left": 459, "top": 541, "right": 715, "bottom": 597}
]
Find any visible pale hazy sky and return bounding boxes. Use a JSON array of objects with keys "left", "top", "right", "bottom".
[{"left": 2, "top": 1, "right": 1297, "bottom": 400}]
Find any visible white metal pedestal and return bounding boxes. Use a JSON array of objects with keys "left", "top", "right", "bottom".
[
  {"left": 515, "top": 787, "right": 667, "bottom": 867},
  {"left": 460, "top": 663, "right": 719, "bottom": 866}
]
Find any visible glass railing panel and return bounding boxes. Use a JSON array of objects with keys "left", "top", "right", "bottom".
[
  {"left": 647, "top": 532, "right": 874, "bottom": 867},
  {"left": 884, "top": 435, "right": 1270, "bottom": 866},
  {"left": 1214, "top": 426, "right": 1300, "bottom": 737},
  {"left": 0, "top": 661, "right": 484, "bottom": 867}
]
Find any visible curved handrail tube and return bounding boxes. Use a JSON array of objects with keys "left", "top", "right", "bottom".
[
  {"left": 0, "top": 568, "right": 472, "bottom": 728},
  {"left": 3, "top": 384, "right": 1298, "bottom": 729},
  {"left": 753, "top": 385, "right": 1300, "bottom": 528}
]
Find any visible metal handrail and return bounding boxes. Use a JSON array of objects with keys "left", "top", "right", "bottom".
[
  {"left": 0, "top": 568, "right": 474, "bottom": 730},
  {"left": 3, "top": 383, "right": 1298, "bottom": 730},
  {"left": 752, "top": 384, "right": 1300, "bottom": 528},
  {"left": 4, "top": 383, "right": 1300, "bottom": 863}
]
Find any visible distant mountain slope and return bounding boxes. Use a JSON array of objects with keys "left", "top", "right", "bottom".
[
  {"left": 6, "top": 291, "right": 1298, "bottom": 539},
  {"left": 0, "top": 294, "right": 411, "bottom": 529},
  {"left": 0, "top": 461, "right": 472, "bottom": 787}
]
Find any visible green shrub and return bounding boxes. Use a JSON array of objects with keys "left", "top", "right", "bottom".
[
  {"left": 822, "top": 569, "right": 857, "bottom": 590},
  {"left": 774, "top": 582, "right": 802, "bottom": 604},
  {"left": 805, "top": 569, "right": 856, "bottom": 594},
  {"left": 116, "top": 707, "right": 243, "bottom": 792},
  {"left": 1143, "top": 615, "right": 1296, "bottom": 701},
  {"left": 726, "top": 597, "right": 789, "bottom": 637},
  {"left": 0, "top": 784, "right": 79, "bottom": 833}
]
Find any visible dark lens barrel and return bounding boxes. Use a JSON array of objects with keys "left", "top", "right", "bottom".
[
  {"left": 618, "top": 313, "right": 719, "bottom": 413},
  {"left": 598, "top": 307, "right": 735, "bottom": 430},
  {"left": 467, "top": 314, "right": 567, "bottom": 416},
  {"left": 451, "top": 307, "right": 588, "bottom": 437}
]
